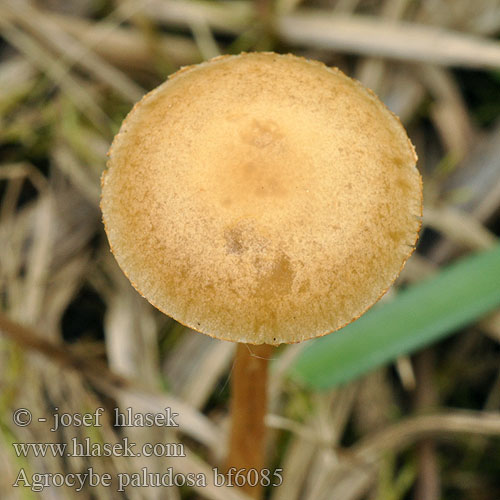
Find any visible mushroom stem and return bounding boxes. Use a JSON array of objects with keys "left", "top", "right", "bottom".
[{"left": 227, "top": 343, "right": 274, "bottom": 499}]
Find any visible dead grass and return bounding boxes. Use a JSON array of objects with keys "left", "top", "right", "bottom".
[{"left": 1, "top": 1, "right": 500, "bottom": 499}]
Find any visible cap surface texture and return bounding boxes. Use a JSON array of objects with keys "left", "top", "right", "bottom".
[{"left": 101, "top": 52, "right": 422, "bottom": 345}]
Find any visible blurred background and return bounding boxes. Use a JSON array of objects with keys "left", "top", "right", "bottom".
[{"left": 1, "top": 0, "right": 500, "bottom": 499}]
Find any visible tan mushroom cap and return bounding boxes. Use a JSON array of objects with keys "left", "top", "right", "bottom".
[{"left": 101, "top": 52, "right": 422, "bottom": 345}]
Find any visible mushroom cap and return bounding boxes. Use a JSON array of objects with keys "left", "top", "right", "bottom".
[{"left": 101, "top": 52, "right": 422, "bottom": 345}]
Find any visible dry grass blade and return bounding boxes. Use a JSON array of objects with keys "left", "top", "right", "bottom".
[
  {"left": 346, "top": 410, "right": 500, "bottom": 463},
  {"left": 332, "top": 0, "right": 362, "bottom": 14},
  {"left": 424, "top": 206, "right": 497, "bottom": 251},
  {"left": 145, "top": 0, "right": 500, "bottom": 69},
  {"left": 145, "top": 0, "right": 252, "bottom": 33},
  {"left": 316, "top": 411, "right": 500, "bottom": 499},
  {"left": 0, "top": 162, "right": 47, "bottom": 194},
  {"left": 104, "top": 282, "right": 174, "bottom": 500},
  {"left": 0, "top": 15, "right": 110, "bottom": 132},
  {"left": 431, "top": 120, "right": 500, "bottom": 263},
  {"left": 270, "top": 430, "right": 316, "bottom": 500},
  {"left": 470, "top": 4, "right": 500, "bottom": 35},
  {"left": 51, "top": 142, "right": 101, "bottom": 205},
  {"left": 164, "top": 331, "right": 235, "bottom": 410},
  {"left": 482, "top": 310, "right": 500, "bottom": 344},
  {"left": 0, "top": 56, "right": 36, "bottom": 100},
  {"left": 1, "top": 1, "right": 499, "bottom": 498},
  {"left": 3, "top": 1, "right": 145, "bottom": 103},
  {"left": 269, "top": 343, "right": 306, "bottom": 410},
  {"left": 278, "top": 12, "right": 500, "bottom": 69},
  {"left": 355, "top": 0, "right": 412, "bottom": 91},
  {"left": 266, "top": 415, "right": 319, "bottom": 443},
  {"left": 444, "top": 121, "right": 500, "bottom": 221},
  {"left": 21, "top": 194, "right": 53, "bottom": 326},
  {"left": 46, "top": 12, "right": 201, "bottom": 73},
  {"left": 172, "top": 452, "right": 251, "bottom": 500},
  {"left": 0, "top": 312, "right": 222, "bottom": 451},
  {"left": 381, "top": 69, "right": 426, "bottom": 124},
  {"left": 321, "top": 468, "right": 375, "bottom": 500},
  {"left": 420, "top": 65, "right": 475, "bottom": 160}
]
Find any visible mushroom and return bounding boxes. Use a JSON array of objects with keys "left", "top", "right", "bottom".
[{"left": 101, "top": 52, "right": 422, "bottom": 498}]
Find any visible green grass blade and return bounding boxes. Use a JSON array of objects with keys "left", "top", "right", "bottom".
[{"left": 289, "top": 243, "right": 500, "bottom": 390}]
